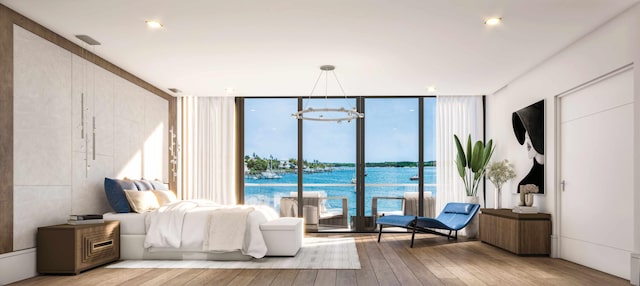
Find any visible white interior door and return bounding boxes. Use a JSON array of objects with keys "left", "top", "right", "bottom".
[{"left": 559, "top": 67, "right": 634, "bottom": 279}]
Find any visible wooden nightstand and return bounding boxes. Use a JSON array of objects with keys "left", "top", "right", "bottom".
[{"left": 37, "top": 220, "right": 120, "bottom": 274}]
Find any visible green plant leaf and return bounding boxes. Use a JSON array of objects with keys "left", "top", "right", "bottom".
[
  {"left": 482, "top": 140, "right": 494, "bottom": 169},
  {"left": 471, "top": 141, "right": 484, "bottom": 172},
  {"left": 453, "top": 135, "right": 466, "bottom": 168},
  {"left": 455, "top": 157, "right": 466, "bottom": 178},
  {"left": 466, "top": 134, "right": 472, "bottom": 167}
]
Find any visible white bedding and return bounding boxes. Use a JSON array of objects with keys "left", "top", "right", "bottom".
[{"left": 105, "top": 200, "right": 279, "bottom": 259}]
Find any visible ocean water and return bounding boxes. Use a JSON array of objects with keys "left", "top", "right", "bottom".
[{"left": 245, "top": 166, "right": 436, "bottom": 217}]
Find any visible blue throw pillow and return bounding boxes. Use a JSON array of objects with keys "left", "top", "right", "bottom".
[
  {"left": 149, "top": 179, "right": 168, "bottom": 190},
  {"left": 134, "top": 179, "right": 153, "bottom": 190},
  {"left": 104, "top": 178, "right": 138, "bottom": 213},
  {"left": 444, "top": 203, "right": 473, "bottom": 215}
]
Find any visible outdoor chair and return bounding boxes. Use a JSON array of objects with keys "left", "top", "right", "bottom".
[{"left": 279, "top": 191, "right": 348, "bottom": 228}]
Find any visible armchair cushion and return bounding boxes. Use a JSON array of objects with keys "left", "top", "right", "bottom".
[{"left": 443, "top": 203, "right": 473, "bottom": 215}]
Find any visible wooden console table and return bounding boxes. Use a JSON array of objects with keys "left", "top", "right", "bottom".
[{"left": 479, "top": 208, "right": 551, "bottom": 255}]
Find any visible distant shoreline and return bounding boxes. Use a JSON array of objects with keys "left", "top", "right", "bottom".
[{"left": 330, "top": 161, "right": 436, "bottom": 168}]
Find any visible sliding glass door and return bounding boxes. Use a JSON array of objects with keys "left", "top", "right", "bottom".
[
  {"left": 302, "top": 98, "right": 356, "bottom": 231},
  {"left": 364, "top": 98, "right": 419, "bottom": 231},
  {"left": 242, "top": 97, "right": 436, "bottom": 232}
]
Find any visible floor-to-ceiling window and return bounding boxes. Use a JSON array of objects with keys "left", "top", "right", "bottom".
[
  {"left": 242, "top": 96, "right": 436, "bottom": 232},
  {"left": 243, "top": 98, "right": 298, "bottom": 210},
  {"left": 302, "top": 98, "right": 356, "bottom": 231},
  {"left": 365, "top": 98, "right": 419, "bottom": 230}
]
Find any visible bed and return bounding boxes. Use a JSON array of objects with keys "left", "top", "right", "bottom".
[{"left": 104, "top": 200, "right": 279, "bottom": 261}]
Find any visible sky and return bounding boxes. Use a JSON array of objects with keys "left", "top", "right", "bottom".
[{"left": 244, "top": 97, "right": 436, "bottom": 163}]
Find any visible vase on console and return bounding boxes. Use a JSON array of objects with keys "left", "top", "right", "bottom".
[
  {"left": 486, "top": 160, "right": 516, "bottom": 209},
  {"left": 519, "top": 184, "right": 539, "bottom": 207}
]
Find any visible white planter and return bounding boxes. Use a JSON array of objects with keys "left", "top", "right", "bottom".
[{"left": 463, "top": 196, "right": 479, "bottom": 238}]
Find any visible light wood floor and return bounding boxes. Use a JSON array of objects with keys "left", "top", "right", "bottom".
[{"left": 10, "top": 233, "right": 629, "bottom": 286}]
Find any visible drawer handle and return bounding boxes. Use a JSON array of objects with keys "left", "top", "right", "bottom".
[{"left": 92, "top": 240, "right": 113, "bottom": 250}]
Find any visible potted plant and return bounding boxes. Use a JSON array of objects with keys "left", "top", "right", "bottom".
[
  {"left": 453, "top": 134, "right": 494, "bottom": 238},
  {"left": 454, "top": 134, "right": 495, "bottom": 199},
  {"left": 486, "top": 160, "right": 516, "bottom": 209}
]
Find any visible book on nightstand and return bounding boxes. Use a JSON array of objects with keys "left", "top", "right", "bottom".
[
  {"left": 67, "top": 219, "right": 104, "bottom": 225},
  {"left": 69, "top": 214, "right": 103, "bottom": 220}
]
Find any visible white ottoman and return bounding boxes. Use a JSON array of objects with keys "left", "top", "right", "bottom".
[{"left": 260, "top": 217, "right": 303, "bottom": 256}]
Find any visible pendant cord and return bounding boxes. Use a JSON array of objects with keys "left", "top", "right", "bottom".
[{"left": 303, "top": 69, "right": 324, "bottom": 111}]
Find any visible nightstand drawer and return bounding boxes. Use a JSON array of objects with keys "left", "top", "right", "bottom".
[{"left": 38, "top": 220, "right": 120, "bottom": 274}]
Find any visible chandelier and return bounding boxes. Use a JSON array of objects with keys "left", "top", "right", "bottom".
[{"left": 292, "top": 65, "right": 364, "bottom": 123}]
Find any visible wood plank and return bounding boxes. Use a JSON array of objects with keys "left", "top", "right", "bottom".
[
  {"left": 0, "top": 3, "right": 14, "bottom": 255},
  {"left": 117, "top": 268, "right": 184, "bottom": 286},
  {"left": 335, "top": 270, "right": 356, "bottom": 286},
  {"left": 387, "top": 233, "right": 444, "bottom": 285},
  {"left": 354, "top": 235, "right": 380, "bottom": 286},
  {"left": 292, "top": 269, "right": 318, "bottom": 286},
  {"left": 376, "top": 234, "right": 422, "bottom": 285},
  {"left": 247, "top": 269, "right": 280, "bottom": 286},
  {"left": 314, "top": 269, "right": 336, "bottom": 286},
  {"left": 168, "top": 97, "right": 178, "bottom": 191},
  {"left": 362, "top": 234, "right": 401, "bottom": 285},
  {"left": 181, "top": 269, "right": 242, "bottom": 286},
  {"left": 271, "top": 269, "right": 299, "bottom": 286},
  {"left": 163, "top": 269, "right": 206, "bottom": 285},
  {"left": 227, "top": 269, "right": 259, "bottom": 286}
]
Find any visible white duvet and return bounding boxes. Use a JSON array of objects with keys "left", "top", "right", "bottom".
[{"left": 143, "top": 200, "right": 278, "bottom": 258}]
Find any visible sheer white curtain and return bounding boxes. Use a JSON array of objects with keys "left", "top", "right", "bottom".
[
  {"left": 436, "top": 96, "right": 484, "bottom": 214},
  {"left": 181, "top": 96, "right": 236, "bottom": 205}
]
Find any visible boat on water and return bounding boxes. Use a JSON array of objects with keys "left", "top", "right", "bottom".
[
  {"left": 410, "top": 175, "right": 420, "bottom": 181},
  {"left": 261, "top": 170, "right": 282, "bottom": 179}
]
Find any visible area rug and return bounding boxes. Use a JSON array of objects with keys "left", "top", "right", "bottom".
[{"left": 107, "top": 237, "right": 360, "bottom": 269}]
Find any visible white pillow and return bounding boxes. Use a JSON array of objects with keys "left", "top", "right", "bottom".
[
  {"left": 124, "top": 190, "right": 159, "bottom": 213},
  {"left": 152, "top": 189, "right": 177, "bottom": 206}
]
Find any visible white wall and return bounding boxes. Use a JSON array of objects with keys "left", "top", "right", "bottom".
[
  {"left": 1, "top": 25, "right": 169, "bottom": 285},
  {"left": 486, "top": 1, "right": 639, "bottom": 279}
]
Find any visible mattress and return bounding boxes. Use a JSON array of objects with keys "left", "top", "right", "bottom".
[{"left": 104, "top": 212, "right": 147, "bottom": 235}]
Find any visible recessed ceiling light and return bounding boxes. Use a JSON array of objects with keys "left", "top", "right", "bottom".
[
  {"left": 145, "top": 20, "right": 163, "bottom": 29},
  {"left": 427, "top": 86, "right": 437, "bottom": 93},
  {"left": 484, "top": 17, "right": 502, "bottom": 26}
]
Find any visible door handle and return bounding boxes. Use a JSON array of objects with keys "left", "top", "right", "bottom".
[{"left": 561, "top": 180, "right": 566, "bottom": 191}]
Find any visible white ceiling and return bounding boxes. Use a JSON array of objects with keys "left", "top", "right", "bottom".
[{"left": 1, "top": 0, "right": 638, "bottom": 97}]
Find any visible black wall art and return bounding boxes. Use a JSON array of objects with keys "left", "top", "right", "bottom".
[{"left": 512, "top": 100, "right": 545, "bottom": 194}]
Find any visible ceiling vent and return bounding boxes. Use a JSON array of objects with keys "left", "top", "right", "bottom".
[{"left": 75, "top": 35, "right": 101, "bottom": 46}]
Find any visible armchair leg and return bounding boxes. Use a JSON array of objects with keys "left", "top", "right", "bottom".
[
  {"left": 378, "top": 224, "right": 383, "bottom": 243},
  {"left": 410, "top": 216, "right": 418, "bottom": 248},
  {"left": 410, "top": 226, "right": 416, "bottom": 248}
]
